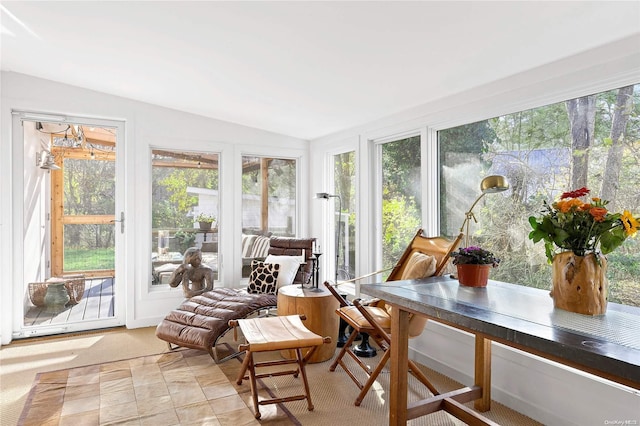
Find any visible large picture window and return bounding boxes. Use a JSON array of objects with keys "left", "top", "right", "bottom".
[
  {"left": 151, "top": 149, "right": 219, "bottom": 285},
  {"left": 439, "top": 84, "right": 640, "bottom": 306}
]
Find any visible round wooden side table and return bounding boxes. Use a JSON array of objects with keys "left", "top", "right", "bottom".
[{"left": 277, "top": 285, "right": 339, "bottom": 363}]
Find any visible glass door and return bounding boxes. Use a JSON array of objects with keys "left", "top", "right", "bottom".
[{"left": 17, "top": 117, "right": 124, "bottom": 337}]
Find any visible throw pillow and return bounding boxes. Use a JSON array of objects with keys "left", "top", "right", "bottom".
[
  {"left": 241, "top": 234, "right": 258, "bottom": 258},
  {"left": 251, "top": 235, "right": 271, "bottom": 258},
  {"left": 401, "top": 251, "right": 436, "bottom": 280},
  {"left": 264, "top": 254, "right": 303, "bottom": 288},
  {"left": 247, "top": 260, "right": 280, "bottom": 294}
]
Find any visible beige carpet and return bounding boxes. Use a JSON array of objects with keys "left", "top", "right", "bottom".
[
  {"left": 8, "top": 327, "right": 542, "bottom": 425},
  {"left": 218, "top": 348, "right": 542, "bottom": 426}
]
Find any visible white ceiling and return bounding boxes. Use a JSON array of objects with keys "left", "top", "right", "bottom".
[{"left": 2, "top": 1, "right": 639, "bottom": 140}]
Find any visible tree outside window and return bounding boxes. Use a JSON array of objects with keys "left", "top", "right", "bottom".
[
  {"left": 381, "top": 136, "right": 422, "bottom": 274},
  {"left": 334, "top": 151, "right": 356, "bottom": 280}
]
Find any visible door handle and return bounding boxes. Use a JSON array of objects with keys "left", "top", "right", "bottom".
[{"left": 110, "top": 212, "right": 124, "bottom": 233}]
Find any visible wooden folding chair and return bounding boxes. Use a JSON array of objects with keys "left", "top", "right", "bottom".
[{"left": 325, "top": 228, "right": 462, "bottom": 406}]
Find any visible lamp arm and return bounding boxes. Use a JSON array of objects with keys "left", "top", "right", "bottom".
[{"left": 458, "top": 192, "right": 486, "bottom": 234}]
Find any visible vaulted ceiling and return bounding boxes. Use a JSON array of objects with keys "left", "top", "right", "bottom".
[{"left": 2, "top": 1, "right": 639, "bottom": 140}]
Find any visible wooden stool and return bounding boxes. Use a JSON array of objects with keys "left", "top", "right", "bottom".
[{"left": 229, "top": 315, "right": 331, "bottom": 419}]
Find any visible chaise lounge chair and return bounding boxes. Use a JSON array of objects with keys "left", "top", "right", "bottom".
[{"left": 155, "top": 236, "right": 315, "bottom": 362}]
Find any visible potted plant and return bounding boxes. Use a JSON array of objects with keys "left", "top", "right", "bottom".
[
  {"left": 450, "top": 246, "right": 500, "bottom": 287},
  {"left": 528, "top": 187, "right": 638, "bottom": 314},
  {"left": 195, "top": 212, "right": 216, "bottom": 231}
]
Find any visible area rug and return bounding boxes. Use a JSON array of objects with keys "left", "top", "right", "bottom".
[
  {"left": 18, "top": 348, "right": 260, "bottom": 426},
  {"left": 20, "top": 345, "right": 541, "bottom": 426}
]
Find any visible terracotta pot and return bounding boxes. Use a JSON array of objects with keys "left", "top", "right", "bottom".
[
  {"left": 456, "top": 264, "right": 491, "bottom": 287},
  {"left": 551, "top": 251, "right": 607, "bottom": 315}
]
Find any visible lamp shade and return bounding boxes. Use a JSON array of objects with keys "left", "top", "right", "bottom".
[
  {"left": 480, "top": 175, "right": 509, "bottom": 194},
  {"left": 459, "top": 175, "right": 509, "bottom": 248}
]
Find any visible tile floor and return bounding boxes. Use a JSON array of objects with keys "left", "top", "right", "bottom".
[{"left": 19, "top": 350, "right": 260, "bottom": 426}]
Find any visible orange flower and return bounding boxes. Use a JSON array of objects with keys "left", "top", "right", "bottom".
[
  {"left": 556, "top": 198, "right": 583, "bottom": 213},
  {"left": 589, "top": 207, "right": 608, "bottom": 222},
  {"left": 579, "top": 203, "right": 592, "bottom": 211}
]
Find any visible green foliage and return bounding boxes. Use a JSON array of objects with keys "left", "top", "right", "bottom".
[
  {"left": 382, "top": 136, "right": 422, "bottom": 211},
  {"left": 63, "top": 159, "right": 116, "bottom": 249},
  {"left": 439, "top": 121, "right": 495, "bottom": 154},
  {"left": 450, "top": 246, "right": 500, "bottom": 266},
  {"left": 174, "top": 230, "right": 196, "bottom": 254},
  {"left": 489, "top": 103, "right": 570, "bottom": 151},
  {"left": 152, "top": 153, "right": 219, "bottom": 229},
  {"left": 381, "top": 196, "right": 420, "bottom": 270},
  {"left": 380, "top": 136, "right": 423, "bottom": 271},
  {"left": 195, "top": 212, "right": 216, "bottom": 223}
]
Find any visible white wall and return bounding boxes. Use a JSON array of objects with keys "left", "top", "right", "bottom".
[
  {"left": 0, "top": 71, "right": 308, "bottom": 343},
  {"left": 309, "top": 35, "right": 640, "bottom": 425}
]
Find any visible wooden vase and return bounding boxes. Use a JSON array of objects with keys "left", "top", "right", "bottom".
[
  {"left": 551, "top": 251, "right": 608, "bottom": 315},
  {"left": 456, "top": 264, "right": 491, "bottom": 287}
]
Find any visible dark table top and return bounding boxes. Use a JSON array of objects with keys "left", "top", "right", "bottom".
[{"left": 360, "top": 276, "right": 640, "bottom": 388}]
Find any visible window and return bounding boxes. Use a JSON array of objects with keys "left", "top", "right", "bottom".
[
  {"left": 439, "top": 83, "right": 640, "bottom": 306},
  {"left": 380, "top": 136, "right": 422, "bottom": 274},
  {"left": 334, "top": 151, "right": 356, "bottom": 280},
  {"left": 241, "top": 156, "right": 296, "bottom": 277},
  {"left": 151, "top": 149, "right": 219, "bottom": 285}
]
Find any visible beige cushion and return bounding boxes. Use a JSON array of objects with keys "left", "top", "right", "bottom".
[
  {"left": 237, "top": 315, "right": 324, "bottom": 352},
  {"left": 340, "top": 306, "right": 391, "bottom": 330},
  {"left": 401, "top": 251, "right": 437, "bottom": 280}
]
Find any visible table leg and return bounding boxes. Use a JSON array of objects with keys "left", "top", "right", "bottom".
[
  {"left": 389, "top": 307, "right": 410, "bottom": 425},
  {"left": 474, "top": 335, "right": 491, "bottom": 412}
]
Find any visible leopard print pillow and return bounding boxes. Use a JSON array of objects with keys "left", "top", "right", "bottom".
[{"left": 247, "top": 260, "right": 280, "bottom": 294}]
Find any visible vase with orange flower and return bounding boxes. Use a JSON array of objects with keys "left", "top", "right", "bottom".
[{"left": 529, "top": 187, "right": 639, "bottom": 315}]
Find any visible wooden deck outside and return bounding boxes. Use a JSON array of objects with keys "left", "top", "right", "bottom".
[{"left": 24, "top": 277, "right": 115, "bottom": 327}]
